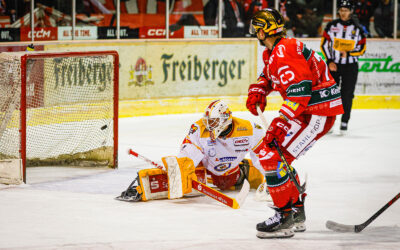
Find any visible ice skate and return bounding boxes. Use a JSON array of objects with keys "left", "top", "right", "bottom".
[
  {"left": 256, "top": 203, "right": 295, "bottom": 239},
  {"left": 293, "top": 193, "right": 307, "bottom": 232},
  {"left": 340, "top": 122, "right": 348, "bottom": 135},
  {"left": 115, "top": 177, "right": 143, "bottom": 202}
]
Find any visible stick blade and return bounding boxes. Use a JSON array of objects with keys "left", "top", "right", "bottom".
[
  {"left": 235, "top": 179, "right": 250, "bottom": 208},
  {"left": 326, "top": 220, "right": 356, "bottom": 232}
]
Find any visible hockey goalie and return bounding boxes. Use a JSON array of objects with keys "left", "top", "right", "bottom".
[{"left": 116, "top": 100, "right": 267, "bottom": 202}]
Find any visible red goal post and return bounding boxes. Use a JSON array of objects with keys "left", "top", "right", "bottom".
[{"left": 0, "top": 50, "right": 119, "bottom": 184}]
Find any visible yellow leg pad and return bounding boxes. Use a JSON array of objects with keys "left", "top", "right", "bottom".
[
  {"left": 137, "top": 168, "right": 167, "bottom": 201},
  {"left": 248, "top": 165, "right": 266, "bottom": 190},
  {"left": 162, "top": 156, "right": 197, "bottom": 199}
]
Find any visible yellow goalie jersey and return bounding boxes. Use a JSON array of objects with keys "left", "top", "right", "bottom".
[{"left": 178, "top": 116, "right": 265, "bottom": 177}]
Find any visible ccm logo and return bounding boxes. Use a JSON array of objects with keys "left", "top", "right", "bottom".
[
  {"left": 234, "top": 137, "right": 249, "bottom": 146},
  {"left": 147, "top": 29, "right": 174, "bottom": 36},
  {"left": 28, "top": 29, "right": 51, "bottom": 38},
  {"left": 277, "top": 122, "right": 290, "bottom": 132}
]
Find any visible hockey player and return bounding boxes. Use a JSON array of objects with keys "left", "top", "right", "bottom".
[
  {"left": 247, "top": 9, "right": 344, "bottom": 238},
  {"left": 118, "top": 100, "right": 266, "bottom": 202}
]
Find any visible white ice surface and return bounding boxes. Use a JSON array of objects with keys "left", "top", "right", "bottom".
[{"left": 1, "top": 110, "right": 400, "bottom": 249}]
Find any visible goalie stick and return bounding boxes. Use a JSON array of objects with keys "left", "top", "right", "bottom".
[
  {"left": 256, "top": 106, "right": 306, "bottom": 194},
  {"left": 326, "top": 192, "right": 400, "bottom": 233},
  {"left": 127, "top": 149, "right": 250, "bottom": 209}
]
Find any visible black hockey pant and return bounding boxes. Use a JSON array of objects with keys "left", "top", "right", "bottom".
[{"left": 330, "top": 63, "right": 359, "bottom": 124}]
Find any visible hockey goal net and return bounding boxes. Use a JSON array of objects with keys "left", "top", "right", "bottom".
[{"left": 0, "top": 50, "right": 119, "bottom": 184}]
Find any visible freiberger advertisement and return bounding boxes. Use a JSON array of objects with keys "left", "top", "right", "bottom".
[
  {"left": 43, "top": 55, "right": 115, "bottom": 106},
  {"left": 45, "top": 40, "right": 257, "bottom": 100}
]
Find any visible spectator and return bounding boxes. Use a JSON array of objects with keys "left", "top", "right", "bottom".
[
  {"left": 292, "top": 6, "right": 322, "bottom": 37},
  {"left": 0, "top": 0, "right": 6, "bottom": 15},
  {"left": 204, "top": 0, "right": 246, "bottom": 37},
  {"left": 353, "top": 0, "right": 379, "bottom": 37},
  {"left": 277, "top": 0, "right": 299, "bottom": 37},
  {"left": 292, "top": 0, "right": 324, "bottom": 37},
  {"left": 373, "top": 0, "right": 393, "bottom": 38}
]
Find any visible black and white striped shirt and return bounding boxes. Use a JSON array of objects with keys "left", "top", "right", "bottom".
[{"left": 321, "top": 19, "right": 366, "bottom": 64}]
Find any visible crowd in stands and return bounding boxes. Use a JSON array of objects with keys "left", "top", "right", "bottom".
[{"left": 0, "top": 0, "right": 398, "bottom": 38}]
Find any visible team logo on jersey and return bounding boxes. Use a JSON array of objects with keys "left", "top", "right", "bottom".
[
  {"left": 214, "top": 163, "right": 231, "bottom": 172},
  {"left": 189, "top": 124, "right": 198, "bottom": 134},
  {"left": 276, "top": 45, "right": 286, "bottom": 58},
  {"left": 208, "top": 148, "right": 216, "bottom": 157},
  {"left": 219, "top": 157, "right": 237, "bottom": 162},
  {"left": 234, "top": 137, "right": 249, "bottom": 146}
]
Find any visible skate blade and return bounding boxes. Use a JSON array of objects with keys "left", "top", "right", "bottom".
[
  {"left": 114, "top": 196, "right": 138, "bottom": 202},
  {"left": 256, "top": 228, "right": 295, "bottom": 239},
  {"left": 294, "top": 223, "right": 306, "bottom": 232}
]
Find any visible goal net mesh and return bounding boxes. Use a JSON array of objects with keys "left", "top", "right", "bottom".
[{"left": 0, "top": 51, "right": 117, "bottom": 173}]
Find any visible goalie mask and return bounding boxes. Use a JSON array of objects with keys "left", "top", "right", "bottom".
[
  {"left": 203, "top": 100, "right": 232, "bottom": 141},
  {"left": 249, "top": 8, "right": 285, "bottom": 37}
]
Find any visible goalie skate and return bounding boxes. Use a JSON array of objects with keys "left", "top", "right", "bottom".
[
  {"left": 115, "top": 177, "right": 143, "bottom": 202},
  {"left": 115, "top": 187, "right": 142, "bottom": 202}
]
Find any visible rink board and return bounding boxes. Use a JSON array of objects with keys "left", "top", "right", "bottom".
[{"left": 119, "top": 95, "right": 400, "bottom": 117}]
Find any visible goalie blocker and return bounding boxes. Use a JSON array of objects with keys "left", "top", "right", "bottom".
[{"left": 122, "top": 156, "right": 264, "bottom": 202}]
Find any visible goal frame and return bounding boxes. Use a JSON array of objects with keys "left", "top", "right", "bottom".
[{"left": 19, "top": 50, "right": 119, "bottom": 183}]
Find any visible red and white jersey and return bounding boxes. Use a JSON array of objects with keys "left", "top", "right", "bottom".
[
  {"left": 178, "top": 117, "right": 265, "bottom": 176},
  {"left": 258, "top": 37, "right": 344, "bottom": 120}
]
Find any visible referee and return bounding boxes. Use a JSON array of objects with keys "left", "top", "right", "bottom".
[{"left": 321, "top": 0, "right": 366, "bottom": 134}]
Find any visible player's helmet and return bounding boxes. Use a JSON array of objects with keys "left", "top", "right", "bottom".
[
  {"left": 338, "top": 0, "right": 353, "bottom": 10},
  {"left": 203, "top": 100, "right": 232, "bottom": 141},
  {"left": 249, "top": 8, "right": 285, "bottom": 37}
]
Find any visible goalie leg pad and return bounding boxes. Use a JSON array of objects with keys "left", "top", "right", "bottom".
[
  {"left": 137, "top": 168, "right": 168, "bottom": 201},
  {"left": 237, "top": 159, "right": 266, "bottom": 190},
  {"left": 247, "top": 160, "right": 266, "bottom": 190},
  {"left": 162, "top": 156, "right": 197, "bottom": 199}
]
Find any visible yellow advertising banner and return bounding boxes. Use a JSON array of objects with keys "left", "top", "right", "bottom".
[{"left": 44, "top": 40, "right": 258, "bottom": 100}]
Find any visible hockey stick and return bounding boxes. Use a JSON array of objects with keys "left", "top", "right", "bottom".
[
  {"left": 256, "top": 106, "right": 306, "bottom": 194},
  {"left": 127, "top": 149, "right": 250, "bottom": 209},
  {"left": 326, "top": 192, "right": 400, "bottom": 233},
  {"left": 128, "top": 149, "right": 165, "bottom": 170}
]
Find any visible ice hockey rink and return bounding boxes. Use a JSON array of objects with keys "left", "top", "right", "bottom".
[{"left": 1, "top": 109, "right": 399, "bottom": 249}]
